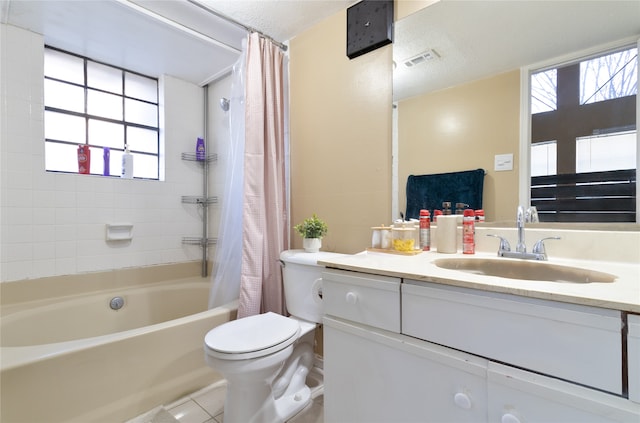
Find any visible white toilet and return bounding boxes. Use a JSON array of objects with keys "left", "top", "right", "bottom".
[{"left": 204, "top": 249, "right": 344, "bottom": 423}]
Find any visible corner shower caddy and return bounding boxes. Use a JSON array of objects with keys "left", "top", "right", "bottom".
[{"left": 181, "top": 151, "right": 218, "bottom": 277}]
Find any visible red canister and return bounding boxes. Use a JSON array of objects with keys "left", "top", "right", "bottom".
[
  {"left": 462, "top": 209, "right": 475, "bottom": 254},
  {"left": 419, "top": 209, "right": 431, "bottom": 251},
  {"left": 77, "top": 145, "right": 91, "bottom": 174}
]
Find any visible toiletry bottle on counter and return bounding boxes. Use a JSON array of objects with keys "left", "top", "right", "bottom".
[
  {"left": 419, "top": 209, "right": 431, "bottom": 251},
  {"left": 77, "top": 145, "right": 90, "bottom": 174},
  {"left": 196, "top": 137, "right": 205, "bottom": 161},
  {"left": 433, "top": 209, "right": 442, "bottom": 223},
  {"left": 121, "top": 146, "right": 134, "bottom": 179},
  {"left": 463, "top": 209, "right": 475, "bottom": 254}
]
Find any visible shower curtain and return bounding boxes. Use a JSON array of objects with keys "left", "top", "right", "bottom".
[
  {"left": 208, "top": 42, "right": 246, "bottom": 309},
  {"left": 238, "top": 32, "right": 288, "bottom": 318},
  {"left": 209, "top": 33, "right": 288, "bottom": 317}
]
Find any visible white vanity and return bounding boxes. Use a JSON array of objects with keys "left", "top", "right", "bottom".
[{"left": 319, "top": 228, "right": 640, "bottom": 422}]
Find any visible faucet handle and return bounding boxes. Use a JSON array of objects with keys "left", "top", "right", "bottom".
[
  {"left": 486, "top": 234, "right": 511, "bottom": 252},
  {"left": 532, "top": 236, "right": 561, "bottom": 255}
]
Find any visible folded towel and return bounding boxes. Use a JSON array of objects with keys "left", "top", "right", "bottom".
[{"left": 405, "top": 168, "right": 485, "bottom": 220}]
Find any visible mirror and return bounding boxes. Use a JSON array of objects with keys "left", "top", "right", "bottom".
[{"left": 393, "top": 0, "right": 639, "bottom": 225}]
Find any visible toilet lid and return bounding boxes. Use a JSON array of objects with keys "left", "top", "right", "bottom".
[{"left": 204, "top": 312, "right": 300, "bottom": 355}]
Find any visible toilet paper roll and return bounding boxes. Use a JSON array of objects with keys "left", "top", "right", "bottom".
[{"left": 436, "top": 215, "right": 458, "bottom": 254}]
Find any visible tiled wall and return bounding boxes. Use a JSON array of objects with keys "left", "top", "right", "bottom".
[{"left": 0, "top": 23, "right": 221, "bottom": 282}]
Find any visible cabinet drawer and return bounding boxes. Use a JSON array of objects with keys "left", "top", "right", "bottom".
[
  {"left": 402, "top": 280, "right": 622, "bottom": 394},
  {"left": 322, "top": 269, "right": 400, "bottom": 332},
  {"left": 629, "top": 314, "right": 640, "bottom": 403},
  {"left": 488, "top": 362, "right": 640, "bottom": 422}
]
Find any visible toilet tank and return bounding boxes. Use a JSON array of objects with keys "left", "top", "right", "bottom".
[{"left": 280, "top": 250, "right": 345, "bottom": 323}]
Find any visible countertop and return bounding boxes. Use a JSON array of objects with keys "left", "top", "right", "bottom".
[{"left": 319, "top": 250, "right": 640, "bottom": 313}]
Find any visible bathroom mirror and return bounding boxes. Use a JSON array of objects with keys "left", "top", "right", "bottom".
[{"left": 393, "top": 0, "right": 639, "bottom": 227}]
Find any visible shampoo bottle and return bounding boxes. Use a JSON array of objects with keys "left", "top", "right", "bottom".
[
  {"left": 121, "top": 146, "right": 134, "bottom": 179},
  {"left": 77, "top": 145, "right": 91, "bottom": 174},
  {"left": 196, "top": 137, "right": 205, "bottom": 161},
  {"left": 103, "top": 147, "right": 110, "bottom": 176}
]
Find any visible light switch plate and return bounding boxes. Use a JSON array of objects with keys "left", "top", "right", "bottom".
[{"left": 494, "top": 153, "right": 513, "bottom": 171}]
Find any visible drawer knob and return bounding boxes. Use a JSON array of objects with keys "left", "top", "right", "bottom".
[
  {"left": 345, "top": 292, "right": 358, "bottom": 304},
  {"left": 501, "top": 413, "right": 521, "bottom": 423},
  {"left": 453, "top": 392, "right": 472, "bottom": 409}
]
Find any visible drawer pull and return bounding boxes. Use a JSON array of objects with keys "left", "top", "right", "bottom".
[
  {"left": 453, "top": 392, "right": 471, "bottom": 409},
  {"left": 345, "top": 292, "right": 358, "bottom": 304},
  {"left": 501, "top": 413, "right": 521, "bottom": 423}
]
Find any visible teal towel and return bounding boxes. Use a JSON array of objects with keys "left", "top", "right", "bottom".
[{"left": 405, "top": 169, "right": 485, "bottom": 220}]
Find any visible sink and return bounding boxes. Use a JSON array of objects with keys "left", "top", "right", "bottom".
[{"left": 434, "top": 258, "right": 616, "bottom": 283}]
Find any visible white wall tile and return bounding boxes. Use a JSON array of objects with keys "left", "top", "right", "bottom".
[{"left": 1, "top": 24, "right": 216, "bottom": 282}]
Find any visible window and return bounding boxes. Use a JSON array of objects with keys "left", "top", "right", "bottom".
[
  {"left": 44, "top": 47, "right": 160, "bottom": 179},
  {"left": 529, "top": 46, "right": 637, "bottom": 223}
]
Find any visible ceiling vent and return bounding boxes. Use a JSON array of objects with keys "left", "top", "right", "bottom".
[{"left": 403, "top": 49, "right": 440, "bottom": 67}]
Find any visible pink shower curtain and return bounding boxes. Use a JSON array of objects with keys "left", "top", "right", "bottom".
[{"left": 238, "top": 33, "right": 288, "bottom": 318}]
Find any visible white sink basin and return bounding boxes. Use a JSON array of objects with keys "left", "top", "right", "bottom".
[{"left": 434, "top": 258, "right": 617, "bottom": 283}]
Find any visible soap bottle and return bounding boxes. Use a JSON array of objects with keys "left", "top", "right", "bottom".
[
  {"left": 77, "top": 145, "right": 91, "bottom": 174},
  {"left": 121, "top": 146, "right": 134, "bottom": 179},
  {"left": 196, "top": 137, "right": 205, "bottom": 161},
  {"left": 103, "top": 147, "right": 110, "bottom": 176}
]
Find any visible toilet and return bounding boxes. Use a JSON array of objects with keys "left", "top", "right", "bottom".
[{"left": 204, "top": 249, "right": 344, "bottom": 423}]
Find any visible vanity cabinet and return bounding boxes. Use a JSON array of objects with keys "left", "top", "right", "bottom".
[
  {"left": 629, "top": 314, "right": 640, "bottom": 403},
  {"left": 324, "top": 316, "right": 488, "bottom": 422},
  {"left": 402, "top": 280, "right": 622, "bottom": 394},
  {"left": 322, "top": 269, "right": 640, "bottom": 422}
]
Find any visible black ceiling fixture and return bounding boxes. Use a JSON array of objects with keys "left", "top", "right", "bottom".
[{"left": 346, "top": 0, "right": 393, "bottom": 60}]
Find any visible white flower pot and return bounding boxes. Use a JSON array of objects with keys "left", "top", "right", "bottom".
[{"left": 303, "top": 238, "right": 321, "bottom": 253}]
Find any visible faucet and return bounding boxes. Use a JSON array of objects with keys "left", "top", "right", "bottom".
[
  {"left": 516, "top": 205, "right": 526, "bottom": 253},
  {"left": 487, "top": 206, "right": 560, "bottom": 261}
]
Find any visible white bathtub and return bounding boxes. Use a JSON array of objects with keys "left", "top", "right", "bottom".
[{"left": 0, "top": 263, "right": 237, "bottom": 423}]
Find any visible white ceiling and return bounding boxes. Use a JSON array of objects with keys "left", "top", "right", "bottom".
[
  {"left": 394, "top": 0, "right": 640, "bottom": 100},
  {"left": 2, "top": 0, "right": 639, "bottom": 97},
  {"left": 0, "top": 0, "right": 354, "bottom": 86}
]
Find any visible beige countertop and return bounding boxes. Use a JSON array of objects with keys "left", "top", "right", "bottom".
[{"left": 319, "top": 250, "right": 640, "bottom": 313}]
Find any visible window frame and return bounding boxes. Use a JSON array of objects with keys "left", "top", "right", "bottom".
[
  {"left": 44, "top": 46, "right": 160, "bottom": 179},
  {"left": 519, "top": 38, "right": 640, "bottom": 223}
]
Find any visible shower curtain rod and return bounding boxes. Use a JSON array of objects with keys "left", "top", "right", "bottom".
[{"left": 186, "top": 0, "right": 288, "bottom": 51}]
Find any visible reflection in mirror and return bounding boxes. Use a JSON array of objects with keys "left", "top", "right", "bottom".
[
  {"left": 528, "top": 45, "right": 637, "bottom": 223},
  {"left": 393, "top": 1, "right": 640, "bottom": 225}
]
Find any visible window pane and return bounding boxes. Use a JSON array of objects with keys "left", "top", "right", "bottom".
[
  {"left": 531, "top": 141, "right": 557, "bottom": 177},
  {"left": 125, "top": 98, "right": 157, "bottom": 126},
  {"left": 45, "top": 142, "right": 79, "bottom": 172},
  {"left": 87, "top": 61, "right": 122, "bottom": 94},
  {"left": 531, "top": 69, "right": 557, "bottom": 114},
  {"left": 44, "top": 49, "right": 84, "bottom": 84},
  {"left": 89, "top": 119, "right": 124, "bottom": 149},
  {"left": 87, "top": 89, "right": 122, "bottom": 120},
  {"left": 44, "top": 80, "right": 84, "bottom": 113},
  {"left": 576, "top": 131, "right": 637, "bottom": 172},
  {"left": 125, "top": 72, "right": 157, "bottom": 102},
  {"left": 132, "top": 153, "right": 158, "bottom": 179},
  {"left": 45, "top": 111, "right": 85, "bottom": 143},
  {"left": 127, "top": 126, "right": 158, "bottom": 154},
  {"left": 581, "top": 48, "right": 638, "bottom": 105}
]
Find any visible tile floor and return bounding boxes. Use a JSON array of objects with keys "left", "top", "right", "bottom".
[{"left": 129, "top": 372, "right": 324, "bottom": 423}]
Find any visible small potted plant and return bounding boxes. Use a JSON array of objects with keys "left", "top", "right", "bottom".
[{"left": 294, "top": 214, "right": 328, "bottom": 253}]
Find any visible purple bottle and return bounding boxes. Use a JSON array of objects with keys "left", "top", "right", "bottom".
[
  {"left": 196, "top": 137, "right": 205, "bottom": 161},
  {"left": 103, "top": 147, "right": 110, "bottom": 176}
]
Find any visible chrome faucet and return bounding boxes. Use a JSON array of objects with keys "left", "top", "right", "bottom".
[
  {"left": 487, "top": 206, "right": 560, "bottom": 261},
  {"left": 516, "top": 205, "right": 526, "bottom": 253}
]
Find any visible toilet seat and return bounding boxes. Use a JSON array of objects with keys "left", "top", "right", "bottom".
[{"left": 204, "top": 312, "right": 300, "bottom": 360}]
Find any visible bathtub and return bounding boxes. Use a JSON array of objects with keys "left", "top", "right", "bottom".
[{"left": 0, "top": 262, "right": 237, "bottom": 423}]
